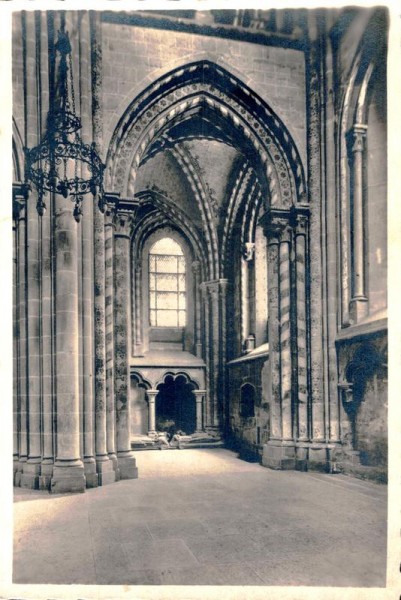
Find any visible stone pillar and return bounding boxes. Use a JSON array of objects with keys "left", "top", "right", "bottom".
[
  {"left": 20, "top": 13, "right": 41, "bottom": 490},
  {"left": 134, "top": 264, "right": 142, "bottom": 355},
  {"left": 12, "top": 189, "right": 27, "bottom": 482},
  {"left": 263, "top": 218, "right": 281, "bottom": 443},
  {"left": 37, "top": 11, "right": 54, "bottom": 490},
  {"left": 200, "top": 282, "right": 211, "bottom": 428},
  {"left": 78, "top": 10, "right": 97, "bottom": 488},
  {"left": 278, "top": 225, "right": 293, "bottom": 443},
  {"left": 90, "top": 9, "right": 115, "bottom": 487},
  {"left": 93, "top": 200, "right": 115, "bottom": 486},
  {"left": 349, "top": 124, "right": 368, "bottom": 322},
  {"left": 194, "top": 390, "right": 205, "bottom": 433},
  {"left": 208, "top": 282, "right": 220, "bottom": 430},
  {"left": 16, "top": 196, "right": 27, "bottom": 485},
  {"left": 114, "top": 210, "right": 138, "bottom": 479},
  {"left": 50, "top": 193, "right": 86, "bottom": 494},
  {"left": 219, "top": 280, "right": 229, "bottom": 433},
  {"left": 105, "top": 207, "right": 118, "bottom": 473},
  {"left": 305, "top": 20, "right": 326, "bottom": 449},
  {"left": 261, "top": 211, "right": 296, "bottom": 469},
  {"left": 192, "top": 261, "right": 202, "bottom": 357},
  {"left": 294, "top": 210, "right": 309, "bottom": 442},
  {"left": 147, "top": 390, "right": 158, "bottom": 436},
  {"left": 13, "top": 212, "right": 18, "bottom": 476}
]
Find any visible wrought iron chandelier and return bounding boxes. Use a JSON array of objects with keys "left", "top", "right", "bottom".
[{"left": 24, "top": 24, "right": 104, "bottom": 222}]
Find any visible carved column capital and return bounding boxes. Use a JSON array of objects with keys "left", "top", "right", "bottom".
[
  {"left": 243, "top": 242, "right": 255, "bottom": 261},
  {"left": 191, "top": 260, "right": 201, "bottom": 275},
  {"left": 338, "top": 382, "right": 354, "bottom": 404},
  {"left": 104, "top": 204, "right": 117, "bottom": 228},
  {"left": 351, "top": 124, "right": 368, "bottom": 153},
  {"left": 260, "top": 208, "right": 292, "bottom": 244},
  {"left": 114, "top": 210, "right": 135, "bottom": 238},
  {"left": 12, "top": 182, "right": 30, "bottom": 222}
]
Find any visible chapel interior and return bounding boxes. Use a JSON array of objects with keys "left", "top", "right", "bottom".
[{"left": 12, "top": 7, "right": 388, "bottom": 495}]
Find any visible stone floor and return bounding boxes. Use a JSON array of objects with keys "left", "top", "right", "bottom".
[{"left": 13, "top": 448, "right": 387, "bottom": 587}]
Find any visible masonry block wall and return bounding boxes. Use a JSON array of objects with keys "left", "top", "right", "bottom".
[{"left": 227, "top": 356, "right": 270, "bottom": 460}]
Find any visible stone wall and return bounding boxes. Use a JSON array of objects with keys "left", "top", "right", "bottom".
[{"left": 227, "top": 354, "right": 270, "bottom": 460}]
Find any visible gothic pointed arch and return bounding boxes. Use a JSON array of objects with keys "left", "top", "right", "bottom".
[{"left": 106, "top": 60, "right": 307, "bottom": 209}]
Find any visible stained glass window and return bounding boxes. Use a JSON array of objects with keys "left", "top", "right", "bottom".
[{"left": 149, "top": 238, "right": 186, "bottom": 327}]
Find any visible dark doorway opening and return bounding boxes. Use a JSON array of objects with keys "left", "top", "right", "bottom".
[{"left": 156, "top": 375, "right": 197, "bottom": 436}]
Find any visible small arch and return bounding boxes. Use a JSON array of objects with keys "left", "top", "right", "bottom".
[
  {"left": 240, "top": 383, "right": 256, "bottom": 419},
  {"left": 155, "top": 371, "right": 198, "bottom": 435}
]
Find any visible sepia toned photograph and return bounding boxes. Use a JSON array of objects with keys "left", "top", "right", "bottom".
[{"left": 7, "top": 2, "right": 396, "bottom": 595}]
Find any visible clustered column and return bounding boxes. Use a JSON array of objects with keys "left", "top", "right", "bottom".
[{"left": 261, "top": 207, "right": 322, "bottom": 470}]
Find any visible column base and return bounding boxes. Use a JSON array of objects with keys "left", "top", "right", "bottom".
[
  {"left": 84, "top": 458, "right": 98, "bottom": 489},
  {"left": 96, "top": 456, "right": 116, "bottom": 486},
  {"left": 262, "top": 441, "right": 296, "bottom": 470},
  {"left": 20, "top": 461, "right": 41, "bottom": 490},
  {"left": 14, "top": 460, "right": 25, "bottom": 486},
  {"left": 38, "top": 461, "right": 54, "bottom": 491},
  {"left": 117, "top": 453, "right": 138, "bottom": 480},
  {"left": 108, "top": 453, "right": 120, "bottom": 480},
  {"left": 51, "top": 464, "right": 86, "bottom": 494},
  {"left": 349, "top": 297, "right": 368, "bottom": 323},
  {"left": 262, "top": 441, "right": 339, "bottom": 473}
]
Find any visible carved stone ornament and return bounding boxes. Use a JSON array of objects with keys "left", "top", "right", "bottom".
[{"left": 243, "top": 242, "right": 256, "bottom": 261}]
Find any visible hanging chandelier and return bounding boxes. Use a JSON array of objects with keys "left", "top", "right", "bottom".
[{"left": 24, "top": 25, "right": 105, "bottom": 222}]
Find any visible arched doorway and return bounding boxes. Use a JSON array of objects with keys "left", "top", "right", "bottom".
[{"left": 156, "top": 374, "right": 197, "bottom": 437}]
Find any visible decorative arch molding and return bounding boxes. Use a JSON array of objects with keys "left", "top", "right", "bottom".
[
  {"left": 131, "top": 372, "right": 152, "bottom": 390},
  {"left": 104, "top": 50, "right": 294, "bottom": 154},
  {"left": 105, "top": 61, "right": 306, "bottom": 211},
  {"left": 155, "top": 371, "right": 201, "bottom": 391},
  {"left": 169, "top": 143, "right": 219, "bottom": 279},
  {"left": 132, "top": 189, "right": 208, "bottom": 280}
]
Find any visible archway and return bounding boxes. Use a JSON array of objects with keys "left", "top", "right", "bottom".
[{"left": 156, "top": 374, "right": 197, "bottom": 437}]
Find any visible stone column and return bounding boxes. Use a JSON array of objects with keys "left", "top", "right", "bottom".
[
  {"left": 349, "top": 124, "right": 368, "bottom": 322},
  {"left": 192, "top": 261, "right": 202, "bottom": 357},
  {"left": 114, "top": 210, "right": 138, "bottom": 479},
  {"left": 90, "top": 9, "right": 114, "bottom": 487},
  {"left": 305, "top": 20, "right": 326, "bottom": 449},
  {"left": 105, "top": 207, "right": 118, "bottom": 472},
  {"left": 200, "top": 283, "right": 211, "bottom": 428},
  {"left": 20, "top": 13, "right": 41, "bottom": 490},
  {"left": 12, "top": 189, "right": 26, "bottom": 482},
  {"left": 16, "top": 196, "right": 27, "bottom": 484},
  {"left": 50, "top": 193, "right": 86, "bottom": 494},
  {"left": 294, "top": 210, "right": 309, "bottom": 442},
  {"left": 93, "top": 200, "right": 115, "bottom": 486},
  {"left": 194, "top": 390, "right": 205, "bottom": 433},
  {"left": 37, "top": 11, "right": 54, "bottom": 490},
  {"left": 147, "top": 390, "right": 158, "bottom": 436},
  {"left": 263, "top": 218, "right": 281, "bottom": 443},
  {"left": 81, "top": 186, "right": 97, "bottom": 488},
  {"left": 241, "top": 256, "right": 249, "bottom": 349},
  {"left": 261, "top": 211, "right": 296, "bottom": 469},
  {"left": 219, "top": 280, "right": 229, "bottom": 433},
  {"left": 209, "top": 282, "right": 220, "bottom": 430},
  {"left": 279, "top": 225, "right": 293, "bottom": 443},
  {"left": 78, "top": 10, "right": 97, "bottom": 488},
  {"left": 134, "top": 264, "right": 142, "bottom": 355}
]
